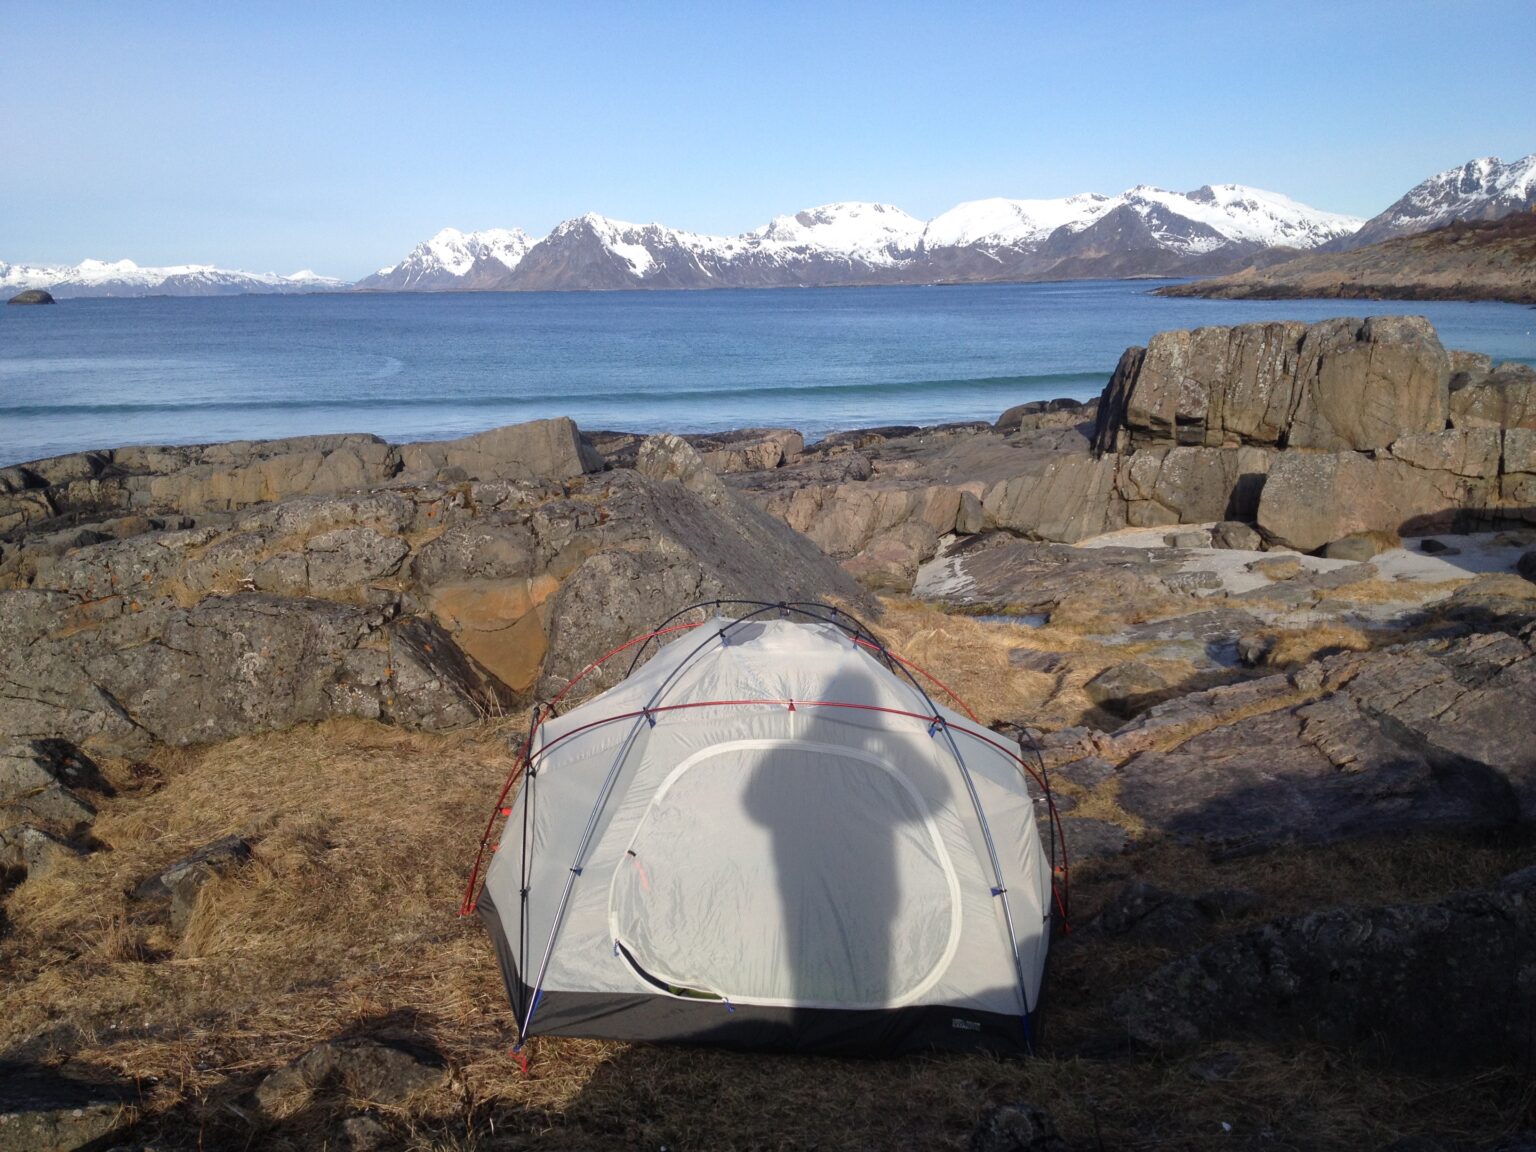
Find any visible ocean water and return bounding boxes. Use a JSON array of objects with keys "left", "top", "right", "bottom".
[{"left": 2, "top": 280, "right": 1533, "bottom": 466}]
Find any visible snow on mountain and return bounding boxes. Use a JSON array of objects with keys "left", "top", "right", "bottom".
[
  {"left": 922, "top": 194, "right": 1114, "bottom": 249},
  {"left": 0, "top": 261, "right": 65, "bottom": 293},
  {"left": 356, "top": 226, "right": 532, "bottom": 290},
  {"left": 385, "top": 184, "right": 1359, "bottom": 291},
  {"left": 1338, "top": 154, "right": 1536, "bottom": 249},
  {"left": 1117, "top": 185, "right": 1363, "bottom": 252},
  {"left": 1, "top": 258, "right": 345, "bottom": 298},
  {"left": 753, "top": 202, "right": 926, "bottom": 265}
]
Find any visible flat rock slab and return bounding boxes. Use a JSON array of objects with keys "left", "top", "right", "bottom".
[
  {"left": 1090, "top": 628, "right": 1536, "bottom": 851},
  {"left": 914, "top": 534, "right": 1181, "bottom": 613},
  {"left": 1115, "top": 872, "right": 1536, "bottom": 1071},
  {"left": 0, "top": 1063, "right": 136, "bottom": 1152}
]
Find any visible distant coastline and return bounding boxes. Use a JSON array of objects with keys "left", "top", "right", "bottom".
[{"left": 1158, "top": 213, "right": 1536, "bottom": 306}]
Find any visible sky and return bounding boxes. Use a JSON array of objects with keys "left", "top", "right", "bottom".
[{"left": 3, "top": 0, "right": 1533, "bottom": 281}]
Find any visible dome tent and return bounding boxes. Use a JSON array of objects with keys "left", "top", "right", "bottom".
[{"left": 463, "top": 602, "right": 1064, "bottom": 1057}]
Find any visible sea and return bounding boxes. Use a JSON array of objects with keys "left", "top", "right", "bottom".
[{"left": 2, "top": 280, "right": 1533, "bottom": 467}]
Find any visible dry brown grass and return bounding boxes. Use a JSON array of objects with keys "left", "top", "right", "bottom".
[
  {"left": 2, "top": 611, "right": 1531, "bottom": 1149},
  {"left": 869, "top": 597, "right": 1058, "bottom": 726}
]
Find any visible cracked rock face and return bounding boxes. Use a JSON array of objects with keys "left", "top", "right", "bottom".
[
  {"left": 0, "top": 424, "right": 869, "bottom": 754},
  {"left": 1049, "top": 627, "right": 1536, "bottom": 852}
]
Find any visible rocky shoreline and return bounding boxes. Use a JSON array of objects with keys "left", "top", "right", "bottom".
[{"left": 2, "top": 314, "right": 1534, "bottom": 1150}]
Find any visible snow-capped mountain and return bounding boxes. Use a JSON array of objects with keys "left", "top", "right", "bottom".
[
  {"left": 923, "top": 193, "right": 1115, "bottom": 250},
  {"left": 375, "top": 183, "right": 1361, "bottom": 292},
  {"left": 0, "top": 258, "right": 344, "bottom": 299},
  {"left": 354, "top": 227, "right": 533, "bottom": 291},
  {"left": 1332, "top": 154, "right": 1536, "bottom": 250},
  {"left": 755, "top": 202, "right": 926, "bottom": 266}
]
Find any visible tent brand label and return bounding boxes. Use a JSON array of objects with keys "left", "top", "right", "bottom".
[{"left": 951, "top": 1017, "right": 981, "bottom": 1032}]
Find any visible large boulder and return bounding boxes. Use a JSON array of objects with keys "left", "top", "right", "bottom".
[
  {"left": 1093, "top": 316, "right": 1451, "bottom": 453},
  {"left": 1257, "top": 431, "right": 1528, "bottom": 552}
]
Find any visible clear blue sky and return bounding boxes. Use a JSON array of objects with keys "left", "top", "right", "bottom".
[{"left": 4, "top": 0, "right": 1532, "bottom": 280}]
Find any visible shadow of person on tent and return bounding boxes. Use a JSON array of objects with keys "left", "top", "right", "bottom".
[{"left": 737, "top": 643, "right": 959, "bottom": 1052}]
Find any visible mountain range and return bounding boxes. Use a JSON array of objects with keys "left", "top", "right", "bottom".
[
  {"left": 6, "top": 153, "right": 1532, "bottom": 298},
  {"left": 0, "top": 259, "right": 345, "bottom": 299},
  {"left": 356, "top": 184, "right": 1366, "bottom": 292}
]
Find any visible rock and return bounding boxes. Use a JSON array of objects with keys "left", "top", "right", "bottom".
[
  {"left": 342, "top": 1114, "right": 392, "bottom": 1151},
  {"left": 1519, "top": 549, "right": 1536, "bottom": 583},
  {"left": 1247, "top": 554, "right": 1302, "bottom": 581},
  {"left": 0, "top": 824, "right": 81, "bottom": 882},
  {"left": 983, "top": 452, "right": 1125, "bottom": 543},
  {"left": 1092, "top": 316, "right": 1450, "bottom": 453},
  {"left": 1257, "top": 449, "right": 1479, "bottom": 554},
  {"left": 0, "top": 741, "right": 111, "bottom": 828},
  {"left": 1160, "top": 569, "right": 1221, "bottom": 594},
  {"left": 954, "top": 489, "right": 986, "bottom": 535},
  {"left": 0, "top": 1063, "right": 136, "bottom": 1150},
  {"left": 1162, "top": 529, "right": 1208, "bottom": 549},
  {"left": 1116, "top": 444, "right": 1266, "bottom": 527},
  {"left": 251, "top": 1038, "right": 448, "bottom": 1119},
  {"left": 1417, "top": 537, "right": 1457, "bottom": 555},
  {"left": 1098, "top": 630, "right": 1536, "bottom": 850},
  {"left": 1094, "top": 880, "right": 1205, "bottom": 946},
  {"left": 1008, "top": 648, "right": 1063, "bottom": 674},
  {"left": 1437, "top": 574, "right": 1536, "bottom": 632},
  {"left": 1236, "top": 632, "right": 1276, "bottom": 667},
  {"left": 995, "top": 398, "right": 1094, "bottom": 434},
  {"left": 688, "top": 428, "right": 804, "bottom": 473},
  {"left": 1211, "top": 520, "right": 1262, "bottom": 550},
  {"left": 1321, "top": 530, "right": 1398, "bottom": 561},
  {"left": 1388, "top": 428, "right": 1502, "bottom": 478},
  {"left": 1115, "top": 881, "right": 1536, "bottom": 1071},
  {"left": 133, "top": 835, "right": 253, "bottom": 932},
  {"left": 1060, "top": 817, "right": 1129, "bottom": 860},
  {"left": 0, "top": 455, "right": 869, "bottom": 752},
  {"left": 1449, "top": 361, "right": 1536, "bottom": 430},
  {"left": 1084, "top": 662, "right": 1173, "bottom": 719},
  {"left": 1501, "top": 864, "right": 1536, "bottom": 891},
  {"left": 396, "top": 417, "right": 601, "bottom": 483},
  {"left": 535, "top": 473, "right": 871, "bottom": 700},
  {"left": 6, "top": 289, "right": 55, "bottom": 305},
  {"left": 969, "top": 1102, "right": 1068, "bottom": 1152},
  {"left": 634, "top": 433, "right": 729, "bottom": 503}
]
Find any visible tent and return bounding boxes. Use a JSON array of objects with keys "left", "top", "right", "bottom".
[{"left": 463, "top": 602, "right": 1065, "bottom": 1057}]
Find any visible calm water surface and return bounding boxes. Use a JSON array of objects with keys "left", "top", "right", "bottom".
[{"left": 2, "top": 281, "right": 1533, "bottom": 465}]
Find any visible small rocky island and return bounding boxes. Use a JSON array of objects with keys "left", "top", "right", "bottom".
[
  {"left": 6, "top": 289, "right": 55, "bottom": 305},
  {"left": 1, "top": 315, "right": 1532, "bottom": 1150}
]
